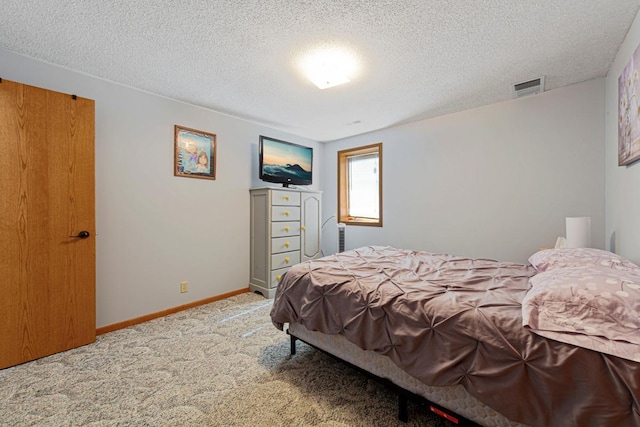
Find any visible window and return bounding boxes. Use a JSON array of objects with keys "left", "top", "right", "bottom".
[{"left": 338, "top": 143, "right": 382, "bottom": 226}]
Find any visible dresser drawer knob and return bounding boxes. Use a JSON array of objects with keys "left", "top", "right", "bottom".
[
  {"left": 301, "top": 226, "right": 306, "bottom": 231},
  {"left": 285, "top": 210, "right": 290, "bottom": 216},
  {"left": 285, "top": 242, "right": 290, "bottom": 247},
  {"left": 285, "top": 196, "right": 290, "bottom": 201},
  {"left": 285, "top": 257, "right": 290, "bottom": 263},
  {"left": 276, "top": 275, "right": 282, "bottom": 281},
  {"left": 284, "top": 226, "right": 289, "bottom": 232}
]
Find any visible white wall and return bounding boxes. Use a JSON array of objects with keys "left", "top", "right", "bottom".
[
  {"left": 321, "top": 79, "right": 606, "bottom": 263},
  {"left": 0, "top": 48, "right": 322, "bottom": 327},
  {"left": 605, "top": 10, "right": 640, "bottom": 265},
  {"left": 1, "top": 34, "right": 617, "bottom": 326}
]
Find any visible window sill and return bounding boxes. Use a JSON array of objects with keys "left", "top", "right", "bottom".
[{"left": 340, "top": 217, "right": 382, "bottom": 227}]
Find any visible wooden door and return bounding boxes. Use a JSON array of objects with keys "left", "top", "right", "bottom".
[{"left": 0, "top": 79, "right": 96, "bottom": 369}]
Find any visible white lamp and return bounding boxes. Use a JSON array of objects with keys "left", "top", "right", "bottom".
[{"left": 565, "top": 217, "right": 591, "bottom": 248}]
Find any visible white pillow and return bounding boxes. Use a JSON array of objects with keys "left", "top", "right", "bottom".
[
  {"left": 523, "top": 266, "right": 640, "bottom": 345},
  {"left": 528, "top": 248, "right": 640, "bottom": 273}
]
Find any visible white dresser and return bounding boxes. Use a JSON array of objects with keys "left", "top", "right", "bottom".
[{"left": 249, "top": 188, "right": 322, "bottom": 298}]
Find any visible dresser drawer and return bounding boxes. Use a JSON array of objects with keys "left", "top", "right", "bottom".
[
  {"left": 271, "top": 236, "right": 300, "bottom": 254},
  {"left": 271, "top": 221, "right": 300, "bottom": 238},
  {"left": 270, "top": 267, "right": 290, "bottom": 288},
  {"left": 271, "top": 251, "right": 300, "bottom": 270},
  {"left": 272, "top": 206, "right": 300, "bottom": 222},
  {"left": 272, "top": 190, "right": 300, "bottom": 206}
]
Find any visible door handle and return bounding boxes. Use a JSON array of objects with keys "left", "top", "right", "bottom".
[{"left": 70, "top": 231, "right": 91, "bottom": 239}]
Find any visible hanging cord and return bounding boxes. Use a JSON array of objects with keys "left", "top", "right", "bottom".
[
  {"left": 322, "top": 215, "right": 337, "bottom": 229},
  {"left": 320, "top": 215, "right": 338, "bottom": 257}
]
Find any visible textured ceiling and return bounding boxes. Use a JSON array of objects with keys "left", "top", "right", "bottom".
[{"left": 1, "top": 1, "right": 639, "bottom": 142}]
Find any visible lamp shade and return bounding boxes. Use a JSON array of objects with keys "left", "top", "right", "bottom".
[{"left": 565, "top": 217, "right": 591, "bottom": 248}]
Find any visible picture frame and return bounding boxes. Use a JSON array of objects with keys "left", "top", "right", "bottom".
[
  {"left": 174, "top": 125, "right": 216, "bottom": 180},
  {"left": 618, "top": 43, "right": 640, "bottom": 166}
]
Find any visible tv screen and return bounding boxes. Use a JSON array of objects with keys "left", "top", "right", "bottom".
[{"left": 259, "top": 136, "right": 312, "bottom": 187}]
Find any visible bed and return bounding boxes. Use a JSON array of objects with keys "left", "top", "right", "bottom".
[{"left": 270, "top": 246, "right": 640, "bottom": 427}]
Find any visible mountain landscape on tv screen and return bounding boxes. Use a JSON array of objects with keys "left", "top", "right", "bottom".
[{"left": 263, "top": 163, "right": 311, "bottom": 181}]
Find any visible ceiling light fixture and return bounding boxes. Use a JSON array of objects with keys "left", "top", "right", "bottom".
[{"left": 300, "top": 47, "right": 358, "bottom": 90}]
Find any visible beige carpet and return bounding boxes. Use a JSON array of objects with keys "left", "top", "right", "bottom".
[{"left": 0, "top": 293, "right": 449, "bottom": 426}]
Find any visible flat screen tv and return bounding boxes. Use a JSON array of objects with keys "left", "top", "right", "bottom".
[{"left": 259, "top": 135, "right": 312, "bottom": 187}]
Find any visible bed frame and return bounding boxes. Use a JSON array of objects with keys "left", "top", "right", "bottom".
[
  {"left": 286, "top": 323, "right": 527, "bottom": 427},
  {"left": 288, "top": 330, "right": 481, "bottom": 426}
]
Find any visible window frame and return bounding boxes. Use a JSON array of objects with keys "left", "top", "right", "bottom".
[{"left": 337, "top": 142, "right": 383, "bottom": 227}]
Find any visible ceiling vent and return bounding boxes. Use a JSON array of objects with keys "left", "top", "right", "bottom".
[{"left": 511, "top": 76, "right": 545, "bottom": 98}]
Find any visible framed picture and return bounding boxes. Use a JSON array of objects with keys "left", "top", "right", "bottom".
[
  {"left": 174, "top": 125, "right": 216, "bottom": 180},
  {"left": 618, "top": 43, "right": 640, "bottom": 166}
]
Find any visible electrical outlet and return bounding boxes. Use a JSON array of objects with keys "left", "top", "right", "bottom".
[{"left": 180, "top": 281, "right": 188, "bottom": 293}]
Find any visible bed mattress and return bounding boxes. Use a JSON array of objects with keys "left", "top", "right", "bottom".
[{"left": 271, "top": 246, "right": 640, "bottom": 427}]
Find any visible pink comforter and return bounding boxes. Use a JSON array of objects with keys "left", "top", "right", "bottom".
[{"left": 270, "top": 246, "right": 640, "bottom": 427}]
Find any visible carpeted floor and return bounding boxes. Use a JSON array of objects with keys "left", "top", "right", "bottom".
[{"left": 0, "top": 293, "right": 450, "bottom": 426}]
